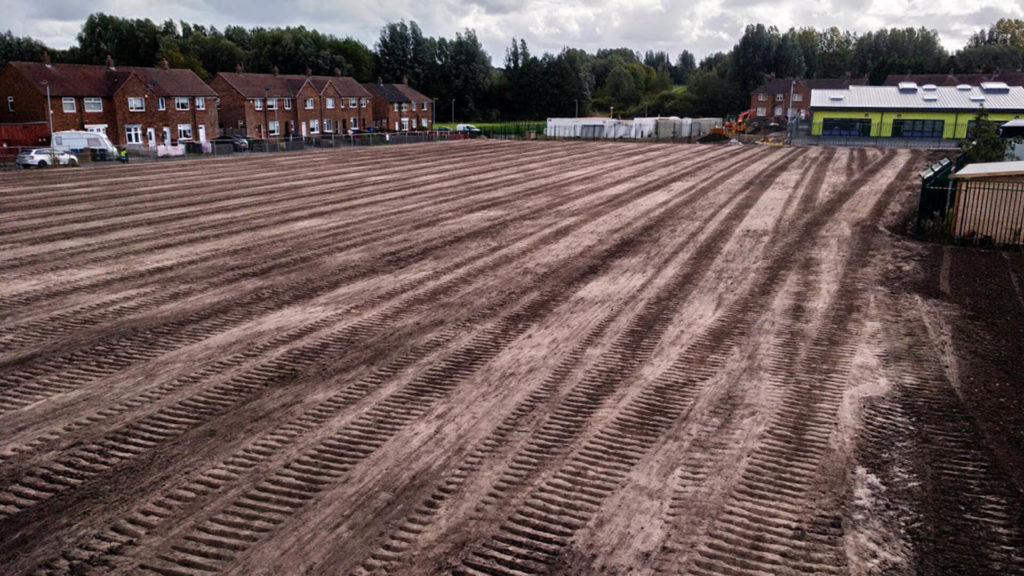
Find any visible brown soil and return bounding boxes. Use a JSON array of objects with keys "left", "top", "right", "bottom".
[{"left": 0, "top": 140, "right": 1020, "bottom": 576}]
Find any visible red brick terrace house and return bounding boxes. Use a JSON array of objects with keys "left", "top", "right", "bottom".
[
  {"left": 0, "top": 55, "right": 218, "bottom": 147},
  {"left": 210, "top": 68, "right": 372, "bottom": 139},
  {"left": 363, "top": 80, "right": 432, "bottom": 132},
  {"left": 750, "top": 76, "right": 868, "bottom": 121}
]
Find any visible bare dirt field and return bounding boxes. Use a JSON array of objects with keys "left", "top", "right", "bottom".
[{"left": 0, "top": 140, "right": 1021, "bottom": 576}]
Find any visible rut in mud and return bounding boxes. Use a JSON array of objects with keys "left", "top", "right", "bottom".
[{"left": 0, "top": 140, "right": 1021, "bottom": 576}]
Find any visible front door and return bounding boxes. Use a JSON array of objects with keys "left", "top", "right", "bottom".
[
  {"left": 146, "top": 127, "right": 156, "bottom": 147},
  {"left": 301, "top": 122, "right": 307, "bottom": 137},
  {"left": 198, "top": 125, "right": 207, "bottom": 142},
  {"left": 162, "top": 127, "right": 171, "bottom": 145}
]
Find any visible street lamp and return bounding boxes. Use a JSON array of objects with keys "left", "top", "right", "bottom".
[
  {"left": 263, "top": 86, "right": 270, "bottom": 141},
  {"left": 41, "top": 80, "right": 53, "bottom": 143},
  {"left": 574, "top": 99, "right": 578, "bottom": 118},
  {"left": 610, "top": 106, "right": 614, "bottom": 118}
]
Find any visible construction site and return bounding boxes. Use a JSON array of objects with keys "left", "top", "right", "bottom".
[{"left": 0, "top": 140, "right": 1022, "bottom": 576}]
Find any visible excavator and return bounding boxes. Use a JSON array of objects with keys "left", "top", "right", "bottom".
[{"left": 723, "top": 109, "right": 755, "bottom": 135}]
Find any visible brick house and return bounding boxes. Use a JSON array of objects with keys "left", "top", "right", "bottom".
[
  {"left": 364, "top": 81, "right": 432, "bottom": 132},
  {"left": 210, "top": 69, "right": 372, "bottom": 139},
  {"left": 0, "top": 55, "right": 217, "bottom": 147},
  {"left": 750, "top": 76, "right": 868, "bottom": 122}
]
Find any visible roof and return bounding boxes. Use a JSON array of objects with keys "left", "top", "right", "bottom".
[
  {"left": 811, "top": 85, "right": 1024, "bottom": 111},
  {"left": 5, "top": 61, "right": 214, "bottom": 97},
  {"left": 753, "top": 77, "right": 867, "bottom": 94},
  {"left": 1002, "top": 119, "right": 1024, "bottom": 128},
  {"left": 952, "top": 160, "right": 1024, "bottom": 180},
  {"left": 885, "top": 71, "right": 1024, "bottom": 88},
  {"left": 364, "top": 83, "right": 431, "bottom": 103},
  {"left": 214, "top": 72, "right": 370, "bottom": 99}
]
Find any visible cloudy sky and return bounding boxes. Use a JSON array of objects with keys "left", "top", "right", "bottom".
[{"left": 4, "top": 0, "right": 1023, "bottom": 64}]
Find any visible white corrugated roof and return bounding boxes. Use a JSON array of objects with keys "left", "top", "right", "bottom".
[
  {"left": 952, "top": 160, "right": 1024, "bottom": 179},
  {"left": 811, "top": 85, "right": 1024, "bottom": 111},
  {"left": 1002, "top": 119, "right": 1024, "bottom": 128}
]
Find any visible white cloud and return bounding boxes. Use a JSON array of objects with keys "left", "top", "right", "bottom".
[{"left": 2, "top": 0, "right": 1022, "bottom": 63}]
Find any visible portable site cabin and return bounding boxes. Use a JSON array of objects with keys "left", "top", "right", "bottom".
[
  {"left": 690, "top": 118, "right": 724, "bottom": 138},
  {"left": 655, "top": 117, "right": 689, "bottom": 139},
  {"left": 950, "top": 161, "right": 1024, "bottom": 246},
  {"left": 632, "top": 117, "right": 658, "bottom": 139},
  {"left": 545, "top": 117, "right": 629, "bottom": 139}
]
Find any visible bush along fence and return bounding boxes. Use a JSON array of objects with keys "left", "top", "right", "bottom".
[{"left": 918, "top": 154, "right": 1024, "bottom": 249}]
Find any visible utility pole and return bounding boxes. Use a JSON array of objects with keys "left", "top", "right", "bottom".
[
  {"left": 574, "top": 99, "right": 578, "bottom": 118},
  {"left": 451, "top": 99, "right": 455, "bottom": 124},
  {"left": 42, "top": 80, "right": 53, "bottom": 141}
]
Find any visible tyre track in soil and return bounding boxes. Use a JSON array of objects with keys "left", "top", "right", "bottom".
[
  {"left": 856, "top": 295, "right": 1024, "bottom": 575},
  {"left": 105, "top": 145, "right": 790, "bottom": 573},
  {"left": 0, "top": 144, "right": 743, "bottom": 475},
  {"left": 448, "top": 149, "right": 908, "bottom": 576},
  {"left": 0, "top": 144, "right": 742, "bottom": 462},
  {"left": 0, "top": 142, "right": 693, "bottom": 394},
  {"left": 337, "top": 149, "right": 825, "bottom": 576},
  {"left": 0, "top": 142, "right": 570, "bottom": 314},
  {"left": 0, "top": 142, "right": 533, "bottom": 266},
  {"left": 0, "top": 142, "right": 688, "bottom": 351},
  {"left": 0, "top": 145, "right": 757, "bottom": 569}
]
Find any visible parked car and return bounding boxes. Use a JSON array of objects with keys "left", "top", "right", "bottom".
[
  {"left": 436, "top": 126, "right": 451, "bottom": 132},
  {"left": 211, "top": 134, "right": 250, "bottom": 151},
  {"left": 455, "top": 124, "right": 482, "bottom": 137},
  {"left": 15, "top": 148, "right": 78, "bottom": 168}
]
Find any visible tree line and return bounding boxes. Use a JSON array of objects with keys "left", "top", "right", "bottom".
[{"left": 2, "top": 14, "right": 1023, "bottom": 121}]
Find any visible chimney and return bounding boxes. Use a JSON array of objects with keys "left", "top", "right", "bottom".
[
  {"left": 235, "top": 62, "right": 243, "bottom": 74},
  {"left": 41, "top": 51, "right": 51, "bottom": 68},
  {"left": 161, "top": 57, "right": 169, "bottom": 70},
  {"left": 401, "top": 74, "right": 408, "bottom": 85},
  {"left": 334, "top": 67, "right": 342, "bottom": 78},
  {"left": 273, "top": 65, "right": 279, "bottom": 77},
  {"left": 106, "top": 54, "right": 115, "bottom": 70},
  {"left": 305, "top": 66, "right": 312, "bottom": 77}
]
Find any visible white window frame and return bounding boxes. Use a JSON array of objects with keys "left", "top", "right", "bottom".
[
  {"left": 6, "top": 96, "right": 13, "bottom": 112},
  {"left": 177, "top": 123, "right": 193, "bottom": 140},
  {"left": 125, "top": 124, "right": 143, "bottom": 144},
  {"left": 421, "top": 118, "right": 429, "bottom": 128},
  {"left": 349, "top": 98, "right": 357, "bottom": 108},
  {"left": 324, "top": 118, "right": 333, "bottom": 132},
  {"left": 350, "top": 117, "right": 358, "bottom": 130},
  {"left": 84, "top": 97, "right": 103, "bottom": 113},
  {"left": 268, "top": 120, "right": 280, "bottom": 136},
  {"left": 174, "top": 97, "right": 189, "bottom": 110},
  {"left": 284, "top": 99, "right": 292, "bottom": 110},
  {"left": 792, "top": 93, "right": 803, "bottom": 102},
  {"left": 254, "top": 98, "right": 263, "bottom": 111},
  {"left": 393, "top": 102, "right": 398, "bottom": 112},
  {"left": 422, "top": 102, "right": 428, "bottom": 111},
  {"left": 62, "top": 97, "right": 76, "bottom": 113},
  {"left": 401, "top": 103, "right": 409, "bottom": 111},
  {"left": 157, "top": 97, "right": 166, "bottom": 111},
  {"left": 195, "top": 97, "right": 205, "bottom": 110},
  {"left": 775, "top": 93, "right": 785, "bottom": 101},
  {"left": 758, "top": 93, "right": 767, "bottom": 102},
  {"left": 756, "top": 107, "right": 766, "bottom": 117},
  {"left": 128, "top": 97, "right": 145, "bottom": 112},
  {"left": 309, "top": 118, "right": 320, "bottom": 133},
  {"left": 325, "top": 98, "right": 335, "bottom": 109},
  {"left": 266, "top": 98, "right": 277, "bottom": 110},
  {"left": 361, "top": 98, "right": 368, "bottom": 108},
  {"left": 774, "top": 106, "right": 783, "bottom": 116},
  {"left": 304, "top": 98, "right": 314, "bottom": 110}
]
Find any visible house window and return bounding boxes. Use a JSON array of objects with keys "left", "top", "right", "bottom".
[
  {"left": 361, "top": 98, "right": 368, "bottom": 108},
  {"left": 776, "top": 93, "right": 785, "bottom": 101},
  {"left": 758, "top": 94, "right": 767, "bottom": 102},
  {"left": 349, "top": 98, "right": 357, "bottom": 108},
  {"left": 774, "top": 106, "right": 782, "bottom": 116},
  {"left": 268, "top": 121, "right": 280, "bottom": 136},
  {"left": 401, "top": 103, "right": 409, "bottom": 111},
  {"left": 6, "top": 96, "right": 12, "bottom": 112},
  {"left": 326, "top": 98, "right": 335, "bottom": 109},
  {"left": 309, "top": 118, "right": 320, "bottom": 133},
  {"left": 324, "top": 118, "right": 333, "bottom": 132},
  {"left": 821, "top": 118, "right": 871, "bottom": 137},
  {"left": 401, "top": 118, "right": 409, "bottom": 131},
  {"left": 422, "top": 102, "right": 429, "bottom": 111},
  {"left": 351, "top": 117, "right": 358, "bottom": 129},
  {"left": 756, "top": 107, "right": 766, "bottom": 117},
  {"left": 792, "top": 93, "right": 803, "bottom": 102},
  {"left": 128, "top": 97, "right": 145, "bottom": 112},
  {"left": 254, "top": 98, "right": 263, "bottom": 111},
  {"left": 304, "top": 98, "right": 314, "bottom": 109},
  {"left": 62, "top": 97, "right": 76, "bottom": 113},
  {"left": 267, "top": 98, "right": 277, "bottom": 110},
  {"left": 393, "top": 103, "right": 398, "bottom": 112},
  {"left": 84, "top": 98, "right": 103, "bottom": 112},
  {"left": 892, "top": 119, "right": 944, "bottom": 139},
  {"left": 177, "top": 123, "right": 193, "bottom": 140},
  {"left": 421, "top": 118, "right": 429, "bottom": 128},
  {"left": 175, "top": 97, "right": 189, "bottom": 110},
  {"left": 195, "top": 97, "right": 205, "bottom": 110},
  {"left": 157, "top": 97, "right": 166, "bottom": 110},
  {"left": 284, "top": 99, "right": 292, "bottom": 110},
  {"left": 125, "top": 124, "right": 143, "bottom": 144}
]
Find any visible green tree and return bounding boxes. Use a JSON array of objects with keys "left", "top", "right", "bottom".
[
  {"left": 0, "top": 30, "right": 50, "bottom": 66},
  {"left": 674, "top": 50, "right": 696, "bottom": 84},
  {"left": 961, "top": 108, "right": 1006, "bottom": 163}
]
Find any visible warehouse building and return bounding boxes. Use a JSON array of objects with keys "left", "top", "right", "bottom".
[{"left": 809, "top": 82, "right": 1024, "bottom": 140}]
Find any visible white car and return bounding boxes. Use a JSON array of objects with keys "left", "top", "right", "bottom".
[{"left": 15, "top": 148, "right": 78, "bottom": 168}]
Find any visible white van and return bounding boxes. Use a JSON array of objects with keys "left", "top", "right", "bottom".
[{"left": 51, "top": 130, "right": 118, "bottom": 157}]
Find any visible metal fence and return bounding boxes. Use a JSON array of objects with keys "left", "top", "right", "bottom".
[
  {"left": 918, "top": 155, "right": 1024, "bottom": 249},
  {"left": 793, "top": 134, "right": 961, "bottom": 149}
]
